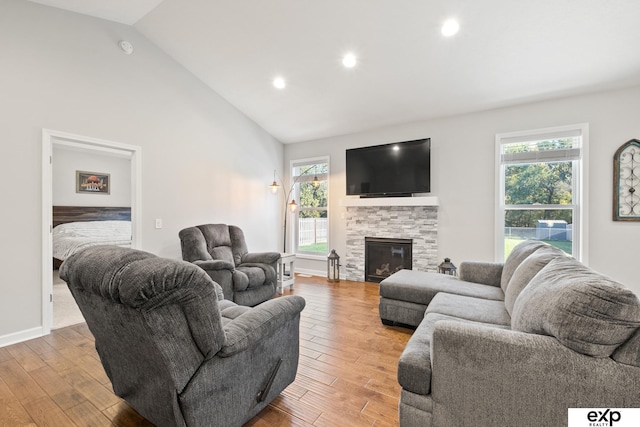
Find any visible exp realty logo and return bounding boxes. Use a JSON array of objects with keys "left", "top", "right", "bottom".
[{"left": 568, "top": 408, "right": 640, "bottom": 427}]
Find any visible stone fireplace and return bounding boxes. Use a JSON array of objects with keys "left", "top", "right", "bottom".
[{"left": 342, "top": 197, "right": 438, "bottom": 282}]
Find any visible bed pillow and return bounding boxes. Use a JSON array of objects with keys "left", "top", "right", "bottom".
[{"left": 511, "top": 257, "right": 640, "bottom": 357}]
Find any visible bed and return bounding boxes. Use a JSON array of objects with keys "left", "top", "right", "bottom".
[{"left": 52, "top": 206, "right": 132, "bottom": 268}]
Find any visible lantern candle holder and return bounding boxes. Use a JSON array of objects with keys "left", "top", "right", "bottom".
[
  {"left": 438, "top": 257, "right": 457, "bottom": 276},
  {"left": 327, "top": 249, "right": 340, "bottom": 282}
]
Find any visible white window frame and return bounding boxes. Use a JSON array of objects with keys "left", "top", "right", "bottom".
[
  {"left": 290, "top": 156, "right": 330, "bottom": 260},
  {"left": 495, "top": 123, "right": 589, "bottom": 263}
]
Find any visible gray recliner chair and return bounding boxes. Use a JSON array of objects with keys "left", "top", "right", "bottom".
[
  {"left": 179, "top": 224, "right": 280, "bottom": 306},
  {"left": 60, "top": 245, "right": 305, "bottom": 427}
]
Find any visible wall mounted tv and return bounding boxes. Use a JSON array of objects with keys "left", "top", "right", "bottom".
[{"left": 346, "top": 138, "right": 431, "bottom": 197}]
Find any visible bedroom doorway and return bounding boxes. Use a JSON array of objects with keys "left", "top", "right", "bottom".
[{"left": 41, "top": 129, "right": 142, "bottom": 334}]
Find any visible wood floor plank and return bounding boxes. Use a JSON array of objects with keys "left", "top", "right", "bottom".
[
  {"left": 29, "top": 365, "right": 86, "bottom": 410},
  {"left": 269, "top": 394, "right": 322, "bottom": 425},
  {"left": 0, "top": 396, "right": 36, "bottom": 425},
  {"left": 59, "top": 367, "right": 121, "bottom": 411},
  {"left": 23, "top": 395, "right": 75, "bottom": 426},
  {"left": 74, "top": 354, "right": 111, "bottom": 385},
  {"left": 244, "top": 405, "right": 315, "bottom": 427},
  {"left": 0, "top": 275, "right": 409, "bottom": 426},
  {"left": 0, "top": 347, "right": 13, "bottom": 363},
  {"left": 6, "top": 343, "right": 47, "bottom": 372},
  {"left": 102, "top": 401, "right": 154, "bottom": 427},
  {"left": 65, "top": 400, "right": 113, "bottom": 427},
  {"left": 0, "top": 359, "right": 47, "bottom": 404}
]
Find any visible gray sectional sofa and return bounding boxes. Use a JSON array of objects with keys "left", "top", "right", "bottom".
[{"left": 379, "top": 240, "right": 640, "bottom": 427}]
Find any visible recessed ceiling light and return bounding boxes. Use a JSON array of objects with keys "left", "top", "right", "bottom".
[
  {"left": 441, "top": 19, "right": 460, "bottom": 37},
  {"left": 342, "top": 53, "right": 357, "bottom": 68},
  {"left": 273, "top": 77, "right": 286, "bottom": 89}
]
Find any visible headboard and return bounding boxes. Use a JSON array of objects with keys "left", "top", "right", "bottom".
[{"left": 52, "top": 206, "right": 132, "bottom": 228}]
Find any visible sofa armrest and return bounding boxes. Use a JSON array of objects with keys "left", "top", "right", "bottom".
[
  {"left": 219, "top": 295, "right": 306, "bottom": 357},
  {"left": 429, "top": 321, "right": 640, "bottom": 426},
  {"left": 457, "top": 261, "right": 503, "bottom": 287},
  {"left": 193, "top": 259, "right": 234, "bottom": 271},
  {"left": 242, "top": 252, "right": 281, "bottom": 265}
]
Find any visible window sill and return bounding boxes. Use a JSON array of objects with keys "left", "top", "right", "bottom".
[{"left": 295, "top": 253, "right": 327, "bottom": 261}]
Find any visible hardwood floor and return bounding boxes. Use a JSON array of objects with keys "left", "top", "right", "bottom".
[{"left": 0, "top": 275, "right": 412, "bottom": 426}]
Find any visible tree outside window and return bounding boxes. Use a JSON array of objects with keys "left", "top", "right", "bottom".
[
  {"left": 497, "top": 126, "right": 586, "bottom": 261},
  {"left": 292, "top": 159, "right": 329, "bottom": 255}
]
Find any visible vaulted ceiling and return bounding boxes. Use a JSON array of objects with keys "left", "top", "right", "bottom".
[{"left": 27, "top": 0, "right": 640, "bottom": 143}]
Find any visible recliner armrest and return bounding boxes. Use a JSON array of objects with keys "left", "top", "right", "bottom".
[
  {"left": 458, "top": 261, "right": 503, "bottom": 287},
  {"left": 194, "top": 259, "right": 234, "bottom": 271},
  {"left": 219, "top": 295, "right": 306, "bottom": 357},
  {"left": 242, "top": 252, "right": 281, "bottom": 265}
]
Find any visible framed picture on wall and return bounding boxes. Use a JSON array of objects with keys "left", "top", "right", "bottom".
[
  {"left": 76, "top": 171, "right": 110, "bottom": 194},
  {"left": 613, "top": 139, "right": 640, "bottom": 221}
]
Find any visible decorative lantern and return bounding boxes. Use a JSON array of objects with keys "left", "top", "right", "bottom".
[
  {"left": 327, "top": 249, "right": 340, "bottom": 282},
  {"left": 438, "top": 257, "right": 457, "bottom": 276}
]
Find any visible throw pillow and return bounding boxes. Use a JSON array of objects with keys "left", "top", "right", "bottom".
[
  {"left": 511, "top": 257, "right": 640, "bottom": 357},
  {"left": 500, "top": 240, "right": 548, "bottom": 292},
  {"left": 504, "top": 246, "right": 563, "bottom": 316}
]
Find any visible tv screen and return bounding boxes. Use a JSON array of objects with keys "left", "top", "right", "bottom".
[{"left": 346, "top": 138, "right": 431, "bottom": 196}]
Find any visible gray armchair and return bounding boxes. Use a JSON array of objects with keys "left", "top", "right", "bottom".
[
  {"left": 179, "top": 224, "right": 280, "bottom": 306},
  {"left": 60, "top": 245, "right": 305, "bottom": 427}
]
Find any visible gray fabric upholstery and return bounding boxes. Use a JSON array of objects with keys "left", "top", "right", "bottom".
[
  {"left": 500, "top": 239, "right": 548, "bottom": 291},
  {"left": 425, "top": 293, "right": 511, "bottom": 326},
  {"left": 60, "top": 245, "right": 305, "bottom": 427},
  {"left": 458, "top": 261, "right": 503, "bottom": 287},
  {"left": 379, "top": 269, "right": 504, "bottom": 327},
  {"left": 429, "top": 321, "right": 640, "bottom": 427},
  {"left": 613, "top": 328, "right": 640, "bottom": 367},
  {"left": 179, "top": 224, "right": 280, "bottom": 306},
  {"left": 380, "top": 270, "right": 505, "bottom": 304},
  {"left": 379, "top": 297, "right": 429, "bottom": 327},
  {"left": 512, "top": 257, "right": 640, "bottom": 357},
  {"left": 387, "top": 240, "right": 640, "bottom": 426},
  {"left": 398, "top": 312, "right": 509, "bottom": 396},
  {"left": 503, "top": 245, "right": 564, "bottom": 315},
  {"left": 399, "top": 390, "right": 433, "bottom": 427}
]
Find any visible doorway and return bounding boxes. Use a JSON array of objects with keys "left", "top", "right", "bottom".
[{"left": 41, "top": 129, "right": 142, "bottom": 334}]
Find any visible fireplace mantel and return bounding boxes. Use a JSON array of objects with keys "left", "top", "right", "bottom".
[{"left": 340, "top": 196, "right": 439, "bottom": 207}]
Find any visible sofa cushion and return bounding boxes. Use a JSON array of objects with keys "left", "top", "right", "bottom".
[
  {"left": 500, "top": 240, "right": 548, "bottom": 292},
  {"left": 512, "top": 257, "right": 640, "bottom": 357},
  {"left": 380, "top": 270, "right": 504, "bottom": 306},
  {"left": 612, "top": 328, "right": 640, "bottom": 367},
  {"left": 398, "top": 313, "right": 509, "bottom": 395},
  {"left": 504, "top": 246, "right": 564, "bottom": 316},
  {"left": 426, "top": 293, "right": 511, "bottom": 326}
]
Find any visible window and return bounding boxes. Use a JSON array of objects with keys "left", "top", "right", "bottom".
[
  {"left": 496, "top": 124, "right": 588, "bottom": 261},
  {"left": 291, "top": 158, "right": 329, "bottom": 257}
]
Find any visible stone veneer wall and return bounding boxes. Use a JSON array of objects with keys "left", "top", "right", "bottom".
[{"left": 345, "top": 205, "right": 438, "bottom": 282}]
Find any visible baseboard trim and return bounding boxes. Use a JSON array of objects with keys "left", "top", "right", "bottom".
[
  {"left": 0, "top": 326, "right": 44, "bottom": 348},
  {"left": 294, "top": 267, "right": 346, "bottom": 280}
]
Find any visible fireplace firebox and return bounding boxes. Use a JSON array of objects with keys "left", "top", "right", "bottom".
[{"left": 364, "top": 237, "right": 412, "bottom": 282}]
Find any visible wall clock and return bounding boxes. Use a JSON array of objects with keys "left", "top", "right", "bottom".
[{"left": 613, "top": 139, "right": 640, "bottom": 221}]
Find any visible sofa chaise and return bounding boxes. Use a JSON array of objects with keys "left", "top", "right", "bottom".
[{"left": 379, "top": 240, "right": 640, "bottom": 426}]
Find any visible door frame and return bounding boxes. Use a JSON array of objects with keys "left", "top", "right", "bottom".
[{"left": 41, "top": 129, "right": 142, "bottom": 334}]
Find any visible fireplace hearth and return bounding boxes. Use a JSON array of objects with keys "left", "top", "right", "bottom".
[{"left": 365, "top": 237, "right": 412, "bottom": 282}]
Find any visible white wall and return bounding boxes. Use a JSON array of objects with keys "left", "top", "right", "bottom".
[
  {"left": 285, "top": 86, "right": 640, "bottom": 296},
  {"left": 52, "top": 146, "right": 131, "bottom": 207},
  {"left": 0, "top": 0, "right": 282, "bottom": 343}
]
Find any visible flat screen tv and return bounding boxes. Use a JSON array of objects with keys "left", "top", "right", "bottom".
[{"left": 346, "top": 138, "right": 431, "bottom": 197}]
